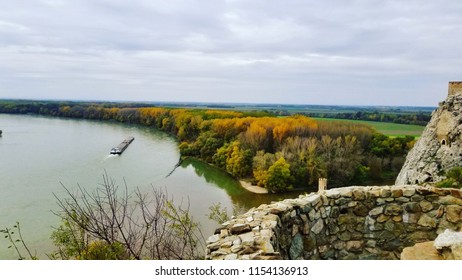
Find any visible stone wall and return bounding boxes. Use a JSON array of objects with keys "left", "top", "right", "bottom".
[{"left": 205, "top": 185, "right": 462, "bottom": 260}]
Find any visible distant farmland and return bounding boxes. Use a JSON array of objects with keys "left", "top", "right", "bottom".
[{"left": 314, "top": 118, "right": 425, "bottom": 138}]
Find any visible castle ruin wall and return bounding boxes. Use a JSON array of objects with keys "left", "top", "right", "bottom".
[{"left": 206, "top": 185, "right": 462, "bottom": 260}]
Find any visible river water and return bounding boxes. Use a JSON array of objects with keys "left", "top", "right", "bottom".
[{"left": 0, "top": 114, "right": 305, "bottom": 259}]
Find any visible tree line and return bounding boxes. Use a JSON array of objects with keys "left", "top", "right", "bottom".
[
  {"left": 0, "top": 100, "right": 415, "bottom": 192},
  {"left": 304, "top": 111, "right": 431, "bottom": 126}
]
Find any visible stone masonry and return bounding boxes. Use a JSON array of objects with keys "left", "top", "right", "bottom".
[{"left": 206, "top": 185, "right": 462, "bottom": 260}]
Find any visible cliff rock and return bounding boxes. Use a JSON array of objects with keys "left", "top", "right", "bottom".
[{"left": 396, "top": 82, "right": 462, "bottom": 185}]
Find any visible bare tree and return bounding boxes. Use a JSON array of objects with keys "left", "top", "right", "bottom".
[{"left": 52, "top": 173, "right": 204, "bottom": 260}]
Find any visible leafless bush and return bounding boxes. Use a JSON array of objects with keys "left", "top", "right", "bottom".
[{"left": 53, "top": 173, "right": 204, "bottom": 260}]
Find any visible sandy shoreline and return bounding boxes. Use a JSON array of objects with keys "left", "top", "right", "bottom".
[{"left": 239, "top": 180, "right": 268, "bottom": 194}]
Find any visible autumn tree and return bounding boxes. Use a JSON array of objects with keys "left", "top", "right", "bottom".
[
  {"left": 252, "top": 151, "right": 278, "bottom": 187},
  {"left": 238, "top": 122, "right": 269, "bottom": 152}
]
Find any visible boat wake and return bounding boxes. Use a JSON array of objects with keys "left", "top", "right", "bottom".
[{"left": 104, "top": 154, "right": 118, "bottom": 161}]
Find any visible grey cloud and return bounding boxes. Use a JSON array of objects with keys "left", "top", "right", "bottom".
[{"left": 0, "top": 0, "right": 460, "bottom": 105}]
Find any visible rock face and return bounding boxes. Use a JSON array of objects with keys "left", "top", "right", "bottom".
[{"left": 396, "top": 82, "right": 462, "bottom": 185}]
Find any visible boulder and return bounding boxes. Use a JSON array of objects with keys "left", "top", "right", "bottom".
[
  {"left": 400, "top": 241, "right": 443, "bottom": 260},
  {"left": 434, "top": 229, "right": 462, "bottom": 249},
  {"left": 434, "top": 229, "right": 462, "bottom": 260}
]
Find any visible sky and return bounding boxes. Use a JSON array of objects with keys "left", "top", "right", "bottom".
[{"left": 0, "top": 0, "right": 461, "bottom": 106}]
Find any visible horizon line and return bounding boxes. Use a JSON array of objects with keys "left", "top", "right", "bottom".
[{"left": 0, "top": 97, "right": 438, "bottom": 110}]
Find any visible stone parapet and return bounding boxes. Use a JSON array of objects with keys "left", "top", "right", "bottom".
[{"left": 205, "top": 185, "right": 462, "bottom": 260}]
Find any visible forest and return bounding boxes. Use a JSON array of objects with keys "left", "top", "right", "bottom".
[{"left": 0, "top": 100, "right": 418, "bottom": 192}]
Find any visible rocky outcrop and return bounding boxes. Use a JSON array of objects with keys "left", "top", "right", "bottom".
[
  {"left": 433, "top": 229, "right": 462, "bottom": 259},
  {"left": 396, "top": 82, "right": 462, "bottom": 185},
  {"left": 401, "top": 229, "right": 462, "bottom": 260},
  {"left": 206, "top": 185, "right": 462, "bottom": 260},
  {"left": 400, "top": 241, "right": 443, "bottom": 260}
]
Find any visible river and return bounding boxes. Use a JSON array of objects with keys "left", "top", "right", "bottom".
[{"left": 0, "top": 114, "right": 306, "bottom": 259}]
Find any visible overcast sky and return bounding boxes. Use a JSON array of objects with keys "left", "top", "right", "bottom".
[{"left": 0, "top": 0, "right": 461, "bottom": 106}]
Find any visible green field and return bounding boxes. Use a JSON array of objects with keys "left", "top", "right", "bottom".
[{"left": 314, "top": 118, "right": 425, "bottom": 138}]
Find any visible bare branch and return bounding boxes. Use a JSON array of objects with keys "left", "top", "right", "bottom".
[{"left": 51, "top": 174, "right": 205, "bottom": 260}]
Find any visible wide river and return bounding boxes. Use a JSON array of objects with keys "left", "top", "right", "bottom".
[{"left": 0, "top": 114, "right": 306, "bottom": 259}]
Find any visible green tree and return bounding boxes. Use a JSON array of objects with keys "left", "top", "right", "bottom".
[
  {"left": 200, "top": 137, "right": 222, "bottom": 162},
  {"left": 266, "top": 157, "right": 292, "bottom": 193},
  {"left": 179, "top": 141, "right": 197, "bottom": 156},
  {"left": 225, "top": 141, "right": 252, "bottom": 178},
  {"left": 50, "top": 215, "right": 90, "bottom": 260},
  {"left": 213, "top": 143, "right": 230, "bottom": 169}
]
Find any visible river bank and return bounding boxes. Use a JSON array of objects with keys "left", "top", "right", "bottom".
[
  {"left": 239, "top": 180, "right": 268, "bottom": 194},
  {"left": 181, "top": 156, "right": 269, "bottom": 194}
]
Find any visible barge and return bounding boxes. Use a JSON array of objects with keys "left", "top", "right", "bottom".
[{"left": 110, "top": 137, "right": 135, "bottom": 155}]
